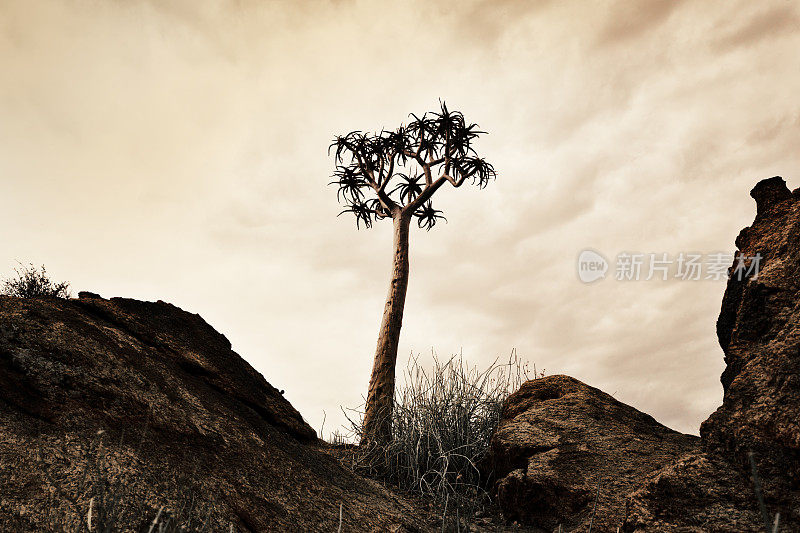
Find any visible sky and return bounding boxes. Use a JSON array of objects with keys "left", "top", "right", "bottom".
[{"left": 1, "top": 0, "right": 799, "bottom": 438}]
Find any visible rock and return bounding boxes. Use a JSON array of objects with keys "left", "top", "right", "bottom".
[
  {"left": 749, "top": 175, "right": 793, "bottom": 216},
  {"left": 487, "top": 375, "right": 698, "bottom": 531},
  {"left": 623, "top": 176, "right": 800, "bottom": 531},
  {"left": 622, "top": 452, "right": 764, "bottom": 532},
  {"left": 489, "top": 177, "right": 800, "bottom": 532},
  {"left": 700, "top": 175, "right": 800, "bottom": 522},
  {"left": 77, "top": 291, "right": 103, "bottom": 299},
  {"left": 0, "top": 295, "right": 432, "bottom": 532}
]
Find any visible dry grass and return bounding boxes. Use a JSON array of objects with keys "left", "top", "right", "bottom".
[{"left": 333, "top": 349, "right": 538, "bottom": 530}]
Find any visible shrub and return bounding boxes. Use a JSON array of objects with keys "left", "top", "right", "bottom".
[
  {"left": 336, "top": 350, "right": 538, "bottom": 530},
  {"left": 2, "top": 263, "right": 71, "bottom": 298}
]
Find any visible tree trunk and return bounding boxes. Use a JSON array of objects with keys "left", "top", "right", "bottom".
[{"left": 362, "top": 212, "right": 411, "bottom": 445}]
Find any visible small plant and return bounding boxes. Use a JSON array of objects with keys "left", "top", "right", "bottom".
[
  {"left": 337, "top": 350, "right": 535, "bottom": 530},
  {"left": 2, "top": 263, "right": 71, "bottom": 298}
]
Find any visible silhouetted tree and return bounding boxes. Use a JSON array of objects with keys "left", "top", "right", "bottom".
[{"left": 330, "top": 102, "right": 496, "bottom": 445}]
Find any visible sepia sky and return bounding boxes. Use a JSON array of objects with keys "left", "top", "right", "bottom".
[{"left": 2, "top": 0, "right": 799, "bottom": 438}]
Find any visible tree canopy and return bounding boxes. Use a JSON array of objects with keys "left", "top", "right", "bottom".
[{"left": 329, "top": 101, "right": 496, "bottom": 229}]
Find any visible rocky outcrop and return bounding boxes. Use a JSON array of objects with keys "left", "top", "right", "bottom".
[
  {"left": 490, "top": 177, "right": 800, "bottom": 531},
  {"left": 487, "top": 375, "right": 698, "bottom": 531},
  {"left": 624, "top": 177, "right": 800, "bottom": 531},
  {"left": 701, "top": 176, "right": 800, "bottom": 504},
  {"left": 0, "top": 294, "right": 430, "bottom": 532}
]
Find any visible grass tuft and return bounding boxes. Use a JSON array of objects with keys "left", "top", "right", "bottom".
[{"left": 334, "top": 349, "right": 538, "bottom": 530}]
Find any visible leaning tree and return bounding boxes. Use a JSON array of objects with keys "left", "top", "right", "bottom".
[{"left": 330, "top": 102, "right": 496, "bottom": 445}]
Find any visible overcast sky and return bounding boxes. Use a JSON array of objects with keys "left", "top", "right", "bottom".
[{"left": 2, "top": 0, "right": 799, "bottom": 438}]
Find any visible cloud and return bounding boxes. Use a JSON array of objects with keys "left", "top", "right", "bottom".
[
  {"left": 713, "top": 4, "right": 800, "bottom": 52},
  {"left": 595, "top": 0, "right": 687, "bottom": 47}
]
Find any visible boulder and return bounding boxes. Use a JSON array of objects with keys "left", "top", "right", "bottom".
[
  {"left": 0, "top": 295, "right": 431, "bottom": 532},
  {"left": 487, "top": 375, "right": 698, "bottom": 531}
]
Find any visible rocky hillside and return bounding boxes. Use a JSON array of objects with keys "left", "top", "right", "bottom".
[
  {"left": 1, "top": 176, "right": 797, "bottom": 532},
  {"left": 0, "top": 294, "right": 430, "bottom": 531}
]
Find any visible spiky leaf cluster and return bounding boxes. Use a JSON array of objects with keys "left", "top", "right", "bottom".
[{"left": 329, "top": 101, "right": 496, "bottom": 231}]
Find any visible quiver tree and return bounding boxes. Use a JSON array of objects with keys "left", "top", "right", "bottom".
[{"left": 330, "top": 102, "right": 496, "bottom": 445}]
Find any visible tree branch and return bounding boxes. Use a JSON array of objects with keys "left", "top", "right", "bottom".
[
  {"left": 404, "top": 167, "right": 474, "bottom": 214},
  {"left": 371, "top": 181, "right": 398, "bottom": 213},
  {"left": 348, "top": 150, "right": 396, "bottom": 212},
  {"left": 379, "top": 151, "right": 397, "bottom": 194},
  {"left": 444, "top": 127, "right": 451, "bottom": 174},
  {"left": 415, "top": 123, "right": 424, "bottom": 158},
  {"left": 406, "top": 176, "right": 448, "bottom": 213},
  {"left": 421, "top": 164, "right": 433, "bottom": 187},
  {"left": 448, "top": 171, "right": 469, "bottom": 187}
]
